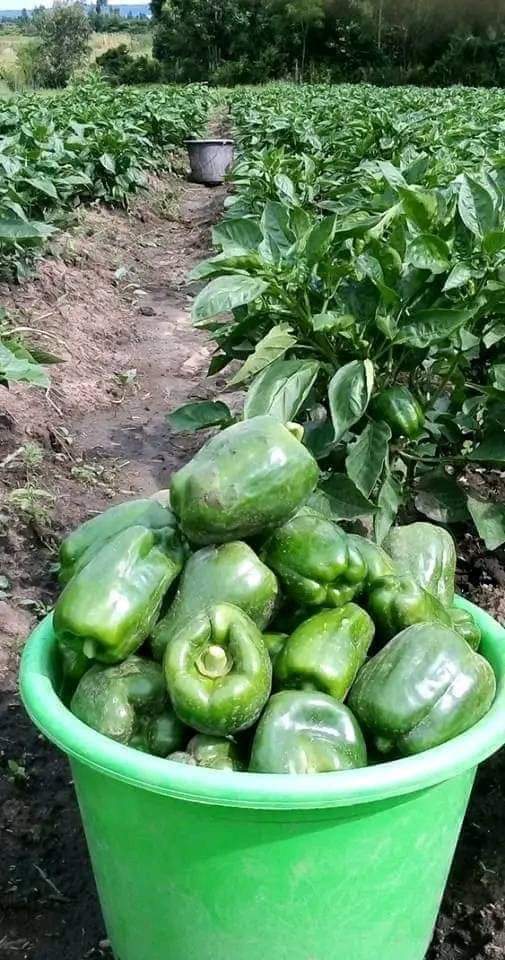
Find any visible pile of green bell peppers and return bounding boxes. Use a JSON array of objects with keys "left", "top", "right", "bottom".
[{"left": 50, "top": 416, "right": 495, "bottom": 775}]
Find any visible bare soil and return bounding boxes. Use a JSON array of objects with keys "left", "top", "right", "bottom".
[
  {"left": 0, "top": 174, "right": 228, "bottom": 960},
  {"left": 1, "top": 170, "right": 505, "bottom": 960}
]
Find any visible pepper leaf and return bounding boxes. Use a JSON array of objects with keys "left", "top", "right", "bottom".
[
  {"left": 467, "top": 496, "right": 505, "bottom": 551},
  {"left": 405, "top": 235, "right": 450, "bottom": 274},
  {"left": 189, "top": 253, "right": 262, "bottom": 282},
  {"left": 303, "top": 418, "right": 336, "bottom": 460},
  {"left": 374, "top": 470, "right": 402, "bottom": 544},
  {"left": 22, "top": 176, "right": 58, "bottom": 200},
  {"left": 261, "top": 201, "right": 293, "bottom": 259},
  {"left": 0, "top": 219, "right": 55, "bottom": 240},
  {"left": 398, "top": 185, "right": 437, "bottom": 231},
  {"left": 414, "top": 471, "right": 469, "bottom": 523},
  {"left": 192, "top": 275, "right": 269, "bottom": 324},
  {"left": 328, "top": 359, "right": 374, "bottom": 442},
  {"left": 484, "top": 323, "right": 505, "bottom": 349},
  {"left": 467, "top": 432, "right": 505, "bottom": 462},
  {"left": 320, "top": 474, "right": 377, "bottom": 519},
  {"left": 310, "top": 311, "right": 355, "bottom": 333},
  {"left": 346, "top": 420, "right": 392, "bottom": 498},
  {"left": 443, "top": 263, "right": 473, "bottom": 292},
  {"left": 274, "top": 173, "right": 297, "bottom": 204},
  {"left": 244, "top": 358, "right": 319, "bottom": 421},
  {"left": 229, "top": 323, "right": 296, "bottom": 387},
  {"left": 297, "top": 488, "right": 346, "bottom": 523},
  {"left": 0, "top": 342, "right": 50, "bottom": 388},
  {"left": 396, "top": 308, "right": 474, "bottom": 349},
  {"left": 166, "top": 400, "right": 234, "bottom": 433},
  {"left": 458, "top": 175, "right": 497, "bottom": 238},
  {"left": 212, "top": 218, "right": 262, "bottom": 252},
  {"left": 303, "top": 214, "right": 336, "bottom": 262},
  {"left": 483, "top": 230, "right": 505, "bottom": 255}
]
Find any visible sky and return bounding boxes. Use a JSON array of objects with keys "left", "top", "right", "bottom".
[
  {"left": 1, "top": 0, "right": 50, "bottom": 6},
  {"left": 0, "top": 0, "right": 145, "bottom": 8}
]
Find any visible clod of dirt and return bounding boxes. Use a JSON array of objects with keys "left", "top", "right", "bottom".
[{"left": 0, "top": 602, "right": 33, "bottom": 646}]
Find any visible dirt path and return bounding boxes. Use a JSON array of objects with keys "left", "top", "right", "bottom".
[{"left": 0, "top": 174, "right": 227, "bottom": 960}]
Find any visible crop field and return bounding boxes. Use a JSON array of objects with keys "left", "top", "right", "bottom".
[
  {"left": 186, "top": 83, "right": 505, "bottom": 551},
  {"left": 1, "top": 79, "right": 505, "bottom": 960}
]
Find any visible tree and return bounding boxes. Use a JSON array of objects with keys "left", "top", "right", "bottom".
[
  {"left": 266, "top": 0, "right": 324, "bottom": 79},
  {"left": 289, "top": 0, "right": 325, "bottom": 78},
  {"left": 27, "top": 2, "right": 91, "bottom": 88},
  {"left": 153, "top": 0, "right": 249, "bottom": 80},
  {"left": 151, "top": 0, "right": 505, "bottom": 85}
]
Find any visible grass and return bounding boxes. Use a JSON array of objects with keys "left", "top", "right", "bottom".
[
  {"left": 0, "top": 31, "right": 28, "bottom": 72},
  {"left": 90, "top": 31, "right": 152, "bottom": 61},
  {"left": 0, "top": 30, "right": 153, "bottom": 95}
]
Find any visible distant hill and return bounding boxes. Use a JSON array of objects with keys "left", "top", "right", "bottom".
[
  {"left": 111, "top": 4, "right": 151, "bottom": 16},
  {"left": 0, "top": 5, "right": 151, "bottom": 20}
]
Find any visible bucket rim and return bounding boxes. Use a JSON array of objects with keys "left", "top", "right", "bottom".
[
  {"left": 184, "top": 138, "right": 235, "bottom": 146},
  {"left": 19, "top": 598, "right": 505, "bottom": 810}
]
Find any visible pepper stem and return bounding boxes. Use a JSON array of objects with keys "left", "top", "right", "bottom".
[
  {"left": 285, "top": 421, "right": 304, "bottom": 442},
  {"left": 196, "top": 645, "right": 231, "bottom": 679},
  {"left": 83, "top": 639, "right": 96, "bottom": 660}
]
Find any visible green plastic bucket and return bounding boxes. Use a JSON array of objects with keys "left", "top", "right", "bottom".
[{"left": 20, "top": 598, "right": 505, "bottom": 960}]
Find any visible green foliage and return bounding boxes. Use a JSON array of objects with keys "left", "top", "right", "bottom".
[
  {"left": 0, "top": 74, "right": 209, "bottom": 276},
  {"left": 25, "top": 3, "right": 92, "bottom": 89},
  {"left": 150, "top": 0, "right": 505, "bottom": 85},
  {"left": 0, "top": 337, "right": 50, "bottom": 389},
  {"left": 179, "top": 83, "right": 505, "bottom": 549},
  {"left": 166, "top": 400, "right": 235, "bottom": 433},
  {"left": 0, "top": 309, "right": 59, "bottom": 390},
  {"left": 89, "top": 11, "right": 152, "bottom": 33},
  {"left": 153, "top": 0, "right": 255, "bottom": 82},
  {"left": 96, "top": 44, "right": 162, "bottom": 85},
  {"left": 429, "top": 34, "right": 505, "bottom": 87}
]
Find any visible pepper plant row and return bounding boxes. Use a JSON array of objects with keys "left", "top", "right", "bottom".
[
  {"left": 0, "top": 74, "right": 209, "bottom": 278},
  {"left": 171, "top": 83, "right": 505, "bottom": 551},
  {"left": 0, "top": 74, "right": 210, "bottom": 389}
]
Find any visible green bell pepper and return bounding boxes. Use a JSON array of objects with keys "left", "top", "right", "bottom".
[
  {"left": 169, "top": 734, "right": 244, "bottom": 771},
  {"left": 263, "top": 632, "right": 288, "bottom": 663},
  {"left": 57, "top": 639, "right": 91, "bottom": 702},
  {"left": 151, "top": 541, "right": 278, "bottom": 661},
  {"left": 371, "top": 386, "right": 424, "bottom": 439},
  {"left": 367, "top": 574, "right": 452, "bottom": 643},
  {"left": 249, "top": 690, "right": 367, "bottom": 774},
  {"left": 347, "top": 534, "right": 395, "bottom": 589},
  {"left": 267, "top": 605, "right": 311, "bottom": 636},
  {"left": 448, "top": 607, "right": 481, "bottom": 651},
  {"left": 170, "top": 415, "right": 319, "bottom": 545},
  {"left": 384, "top": 522, "right": 456, "bottom": 606},
  {"left": 348, "top": 623, "right": 496, "bottom": 756},
  {"left": 274, "top": 604, "right": 374, "bottom": 700},
  {"left": 263, "top": 515, "right": 367, "bottom": 607},
  {"left": 59, "top": 497, "right": 179, "bottom": 585},
  {"left": 55, "top": 526, "right": 182, "bottom": 664},
  {"left": 71, "top": 656, "right": 186, "bottom": 756},
  {"left": 164, "top": 602, "right": 272, "bottom": 736}
]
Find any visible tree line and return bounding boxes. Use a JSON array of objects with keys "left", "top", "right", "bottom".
[
  {"left": 2, "top": 0, "right": 505, "bottom": 90},
  {"left": 150, "top": 0, "right": 505, "bottom": 86}
]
